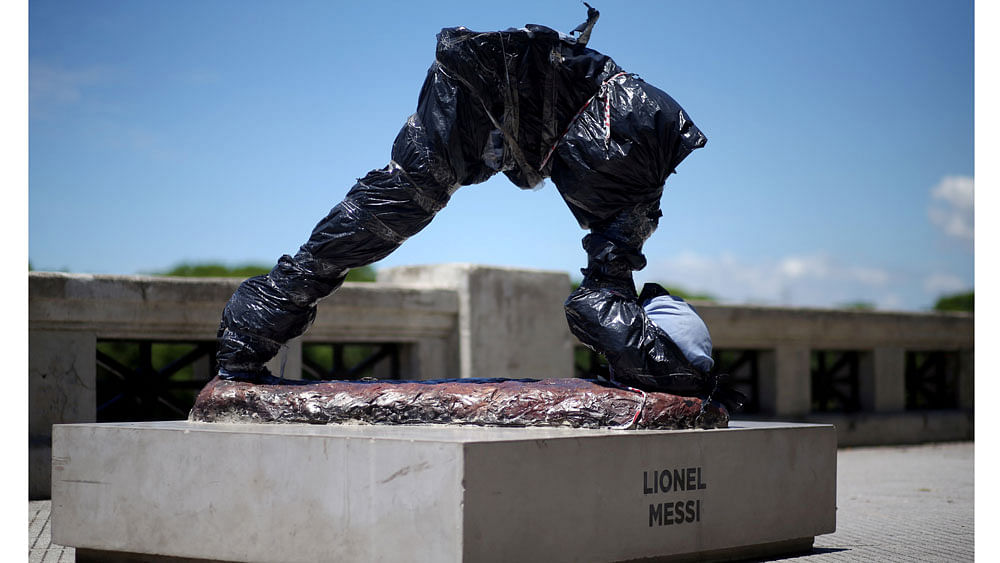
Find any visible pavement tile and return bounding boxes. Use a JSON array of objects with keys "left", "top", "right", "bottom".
[{"left": 28, "top": 500, "right": 74, "bottom": 563}]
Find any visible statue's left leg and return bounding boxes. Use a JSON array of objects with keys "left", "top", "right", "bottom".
[
  {"left": 544, "top": 70, "right": 727, "bottom": 399},
  {"left": 561, "top": 203, "right": 714, "bottom": 396}
]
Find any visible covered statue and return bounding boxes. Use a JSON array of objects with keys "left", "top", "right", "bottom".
[{"left": 194, "top": 5, "right": 743, "bottom": 429}]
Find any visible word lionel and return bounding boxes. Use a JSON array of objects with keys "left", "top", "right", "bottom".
[{"left": 643, "top": 467, "right": 707, "bottom": 494}]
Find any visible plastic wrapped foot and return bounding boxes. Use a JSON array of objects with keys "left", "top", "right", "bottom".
[
  {"left": 217, "top": 365, "right": 284, "bottom": 385},
  {"left": 706, "top": 373, "right": 746, "bottom": 413}
]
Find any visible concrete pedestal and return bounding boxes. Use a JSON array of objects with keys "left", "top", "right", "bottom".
[{"left": 52, "top": 421, "right": 836, "bottom": 563}]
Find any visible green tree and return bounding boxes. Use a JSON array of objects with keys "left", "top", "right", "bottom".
[
  {"left": 158, "top": 262, "right": 376, "bottom": 282},
  {"left": 160, "top": 263, "right": 270, "bottom": 278},
  {"left": 569, "top": 280, "right": 715, "bottom": 302},
  {"left": 658, "top": 285, "right": 715, "bottom": 302},
  {"left": 839, "top": 301, "right": 876, "bottom": 311},
  {"left": 933, "top": 290, "right": 973, "bottom": 313}
]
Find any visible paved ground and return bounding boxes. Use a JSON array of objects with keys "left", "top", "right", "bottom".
[
  {"left": 29, "top": 501, "right": 72, "bottom": 563},
  {"left": 766, "top": 441, "right": 974, "bottom": 562},
  {"left": 30, "top": 441, "right": 973, "bottom": 562}
]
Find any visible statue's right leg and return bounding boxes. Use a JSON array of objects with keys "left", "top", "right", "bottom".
[
  {"left": 214, "top": 161, "right": 454, "bottom": 380},
  {"left": 216, "top": 63, "right": 493, "bottom": 380}
]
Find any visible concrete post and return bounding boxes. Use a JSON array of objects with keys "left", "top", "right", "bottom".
[
  {"left": 859, "top": 347, "right": 905, "bottom": 412},
  {"left": 192, "top": 353, "right": 212, "bottom": 382},
  {"left": 399, "top": 336, "right": 461, "bottom": 380},
  {"left": 379, "top": 264, "right": 575, "bottom": 380},
  {"left": 266, "top": 337, "right": 303, "bottom": 380},
  {"left": 29, "top": 330, "right": 97, "bottom": 499},
  {"left": 758, "top": 346, "right": 812, "bottom": 417}
]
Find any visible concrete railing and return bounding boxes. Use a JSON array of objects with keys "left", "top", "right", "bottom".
[
  {"left": 694, "top": 302, "right": 974, "bottom": 451},
  {"left": 29, "top": 265, "right": 974, "bottom": 497},
  {"left": 697, "top": 303, "right": 974, "bottom": 414}
]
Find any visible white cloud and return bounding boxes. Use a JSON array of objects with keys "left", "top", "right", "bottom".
[
  {"left": 650, "top": 177, "right": 974, "bottom": 310},
  {"left": 29, "top": 61, "right": 110, "bottom": 115},
  {"left": 778, "top": 256, "right": 825, "bottom": 279},
  {"left": 847, "top": 265, "right": 890, "bottom": 286},
  {"left": 923, "top": 273, "right": 968, "bottom": 295},
  {"left": 641, "top": 252, "right": 898, "bottom": 309},
  {"left": 928, "top": 175, "right": 974, "bottom": 244},
  {"left": 879, "top": 293, "right": 904, "bottom": 310}
]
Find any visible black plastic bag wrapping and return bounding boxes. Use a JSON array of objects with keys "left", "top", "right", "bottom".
[
  {"left": 217, "top": 59, "right": 481, "bottom": 376},
  {"left": 564, "top": 202, "right": 710, "bottom": 393},
  {"left": 563, "top": 205, "right": 745, "bottom": 412},
  {"left": 549, "top": 72, "right": 707, "bottom": 230},
  {"left": 217, "top": 9, "right": 712, "bottom": 389}
]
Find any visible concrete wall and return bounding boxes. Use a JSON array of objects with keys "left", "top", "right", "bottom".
[
  {"left": 377, "top": 264, "right": 575, "bottom": 380},
  {"left": 695, "top": 304, "right": 974, "bottom": 417},
  {"left": 28, "top": 266, "right": 974, "bottom": 497},
  {"left": 29, "top": 330, "right": 94, "bottom": 500}
]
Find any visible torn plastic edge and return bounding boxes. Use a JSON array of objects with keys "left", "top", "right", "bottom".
[
  {"left": 539, "top": 71, "right": 632, "bottom": 170},
  {"left": 570, "top": 2, "right": 600, "bottom": 47},
  {"left": 608, "top": 379, "right": 648, "bottom": 430}
]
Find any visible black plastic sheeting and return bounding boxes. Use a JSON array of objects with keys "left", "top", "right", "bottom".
[{"left": 216, "top": 6, "right": 741, "bottom": 411}]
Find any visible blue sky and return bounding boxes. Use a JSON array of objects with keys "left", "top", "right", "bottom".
[{"left": 28, "top": 0, "right": 975, "bottom": 311}]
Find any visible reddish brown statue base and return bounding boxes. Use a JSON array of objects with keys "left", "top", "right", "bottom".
[{"left": 189, "top": 377, "right": 728, "bottom": 430}]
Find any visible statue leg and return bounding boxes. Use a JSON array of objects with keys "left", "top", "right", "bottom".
[
  {"left": 216, "top": 63, "right": 495, "bottom": 379},
  {"left": 545, "top": 72, "right": 715, "bottom": 397},
  {"left": 562, "top": 204, "right": 713, "bottom": 396}
]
